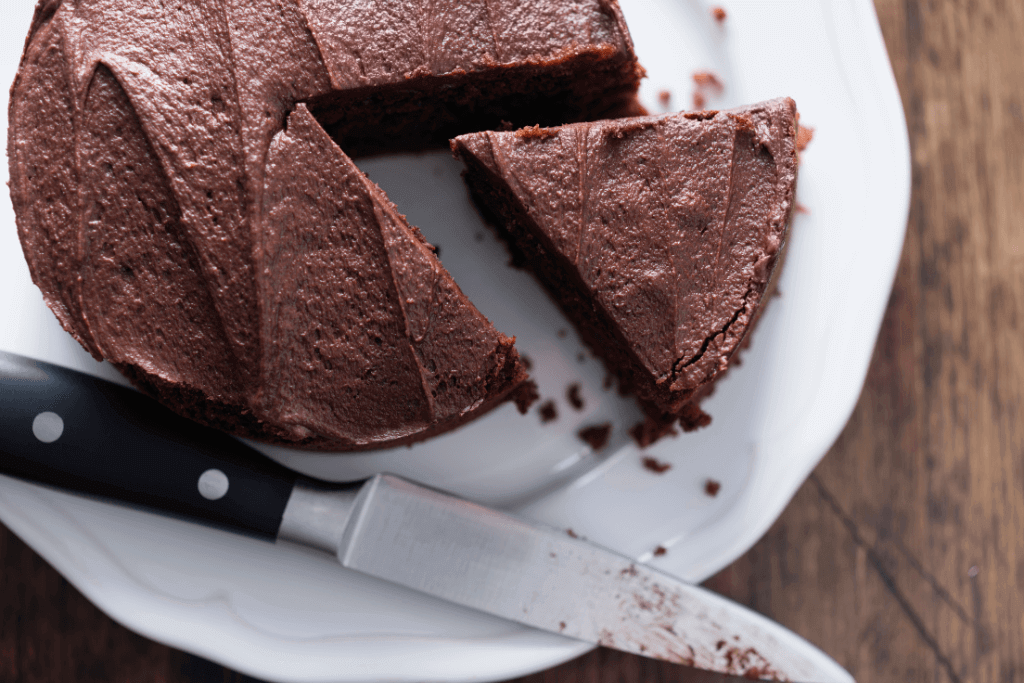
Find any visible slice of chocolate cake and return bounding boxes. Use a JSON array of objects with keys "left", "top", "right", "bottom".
[
  {"left": 452, "top": 99, "right": 799, "bottom": 432},
  {"left": 8, "top": 0, "right": 643, "bottom": 451}
]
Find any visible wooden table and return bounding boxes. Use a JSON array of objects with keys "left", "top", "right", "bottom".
[{"left": 2, "top": 1, "right": 1022, "bottom": 681}]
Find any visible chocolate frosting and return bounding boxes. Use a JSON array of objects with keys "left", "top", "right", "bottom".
[
  {"left": 7, "top": 0, "right": 638, "bottom": 449},
  {"left": 452, "top": 99, "right": 798, "bottom": 415}
]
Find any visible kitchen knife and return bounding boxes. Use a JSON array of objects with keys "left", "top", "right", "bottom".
[{"left": 0, "top": 351, "right": 852, "bottom": 682}]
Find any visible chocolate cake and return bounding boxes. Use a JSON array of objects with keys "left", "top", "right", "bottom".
[
  {"left": 8, "top": 0, "right": 641, "bottom": 451},
  {"left": 452, "top": 99, "right": 799, "bottom": 431}
]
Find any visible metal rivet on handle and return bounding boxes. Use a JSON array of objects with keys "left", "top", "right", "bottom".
[
  {"left": 197, "top": 469, "right": 229, "bottom": 501},
  {"left": 32, "top": 412, "right": 64, "bottom": 443}
]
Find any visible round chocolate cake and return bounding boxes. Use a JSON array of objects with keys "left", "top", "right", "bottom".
[{"left": 8, "top": 0, "right": 642, "bottom": 451}]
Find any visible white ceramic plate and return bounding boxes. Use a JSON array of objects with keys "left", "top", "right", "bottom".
[{"left": 0, "top": 0, "right": 909, "bottom": 680}]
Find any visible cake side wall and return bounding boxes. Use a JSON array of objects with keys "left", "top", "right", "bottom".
[{"left": 312, "top": 48, "right": 642, "bottom": 157}]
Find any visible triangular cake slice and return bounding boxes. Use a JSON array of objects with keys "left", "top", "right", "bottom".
[
  {"left": 252, "top": 106, "right": 529, "bottom": 448},
  {"left": 452, "top": 99, "right": 798, "bottom": 436}
]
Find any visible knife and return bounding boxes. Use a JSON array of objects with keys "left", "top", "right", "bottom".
[{"left": 0, "top": 351, "right": 852, "bottom": 682}]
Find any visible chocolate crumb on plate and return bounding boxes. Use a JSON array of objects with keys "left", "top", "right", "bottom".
[
  {"left": 653, "top": 545, "right": 667, "bottom": 556},
  {"left": 539, "top": 400, "right": 558, "bottom": 423},
  {"left": 797, "top": 124, "right": 815, "bottom": 152},
  {"left": 693, "top": 71, "right": 724, "bottom": 91},
  {"left": 578, "top": 423, "right": 612, "bottom": 451},
  {"left": 712, "top": 6, "right": 727, "bottom": 22},
  {"left": 557, "top": 328, "right": 568, "bottom": 338},
  {"left": 512, "top": 381, "right": 539, "bottom": 414},
  {"left": 566, "top": 528, "right": 578, "bottom": 539},
  {"left": 520, "top": 354, "right": 533, "bottom": 370},
  {"left": 679, "top": 403, "right": 712, "bottom": 432},
  {"left": 567, "top": 383, "right": 585, "bottom": 410},
  {"left": 630, "top": 414, "right": 678, "bottom": 447},
  {"left": 705, "top": 479, "right": 722, "bottom": 497},
  {"left": 691, "top": 70, "right": 724, "bottom": 110},
  {"left": 642, "top": 456, "right": 672, "bottom": 474},
  {"left": 658, "top": 89, "right": 671, "bottom": 107}
]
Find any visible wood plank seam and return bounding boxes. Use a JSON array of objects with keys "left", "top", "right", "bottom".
[{"left": 810, "top": 473, "right": 963, "bottom": 683}]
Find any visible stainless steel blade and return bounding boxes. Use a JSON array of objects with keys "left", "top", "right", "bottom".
[{"left": 278, "top": 474, "right": 853, "bottom": 683}]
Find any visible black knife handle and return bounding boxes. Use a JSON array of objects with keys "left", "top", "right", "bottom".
[{"left": 0, "top": 352, "right": 298, "bottom": 540}]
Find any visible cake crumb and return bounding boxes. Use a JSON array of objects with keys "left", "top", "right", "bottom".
[
  {"left": 693, "top": 71, "right": 724, "bottom": 92},
  {"left": 520, "top": 354, "right": 533, "bottom": 370},
  {"left": 679, "top": 404, "right": 712, "bottom": 432},
  {"left": 512, "top": 381, "right": 539, "bottom": 414},
  {"left": 566, "top": 528, "right": 578, "bottom": 539},
  {"left": 539, "top": 400, "right": 558, "bottom": 423},
  {"left": 578, "top": 423, "right": 612, "bottom": 451},
  {"left": 557, "top": 328, "right": 568, "bottom": 338},
  {"left": 653, "top": 545, "right": 668, "bottom": 556},
  {"left": 559, "top": 621, "right": 567, "bottom": 631},
  {"left": 797, "top": 124, "right": 815, "bottom": 152},
  {"left": 712, "top": 6, "right": 727, "bottom": 22},
  {"left": 567, "top": 383, "right": 585, "bottom": 410},
  {"left": 516, "top": 124, "right": 558, "bottom": 140},
  {"left": 630, "top": 414, "right": 678, "bottom": 447},
  {"left": 691, "top": 70, "right": 724, "bottom": 111},
  {"left": 796, "top": 202, "right": 810, "bottom": 214},
  {"left": 658, "top": 90, "right": 672, "bottom": 107},
  {"left": 704, "top": 479, "right": 722, "bottom": 497},
  {"left": 642, "top": 456, "right": 672, "bottom": 474}
]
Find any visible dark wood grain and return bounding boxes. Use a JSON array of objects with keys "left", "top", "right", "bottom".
[{"left": 2, "top": 1, "right": 1022, "bottom": 681}]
